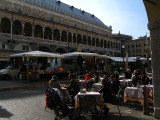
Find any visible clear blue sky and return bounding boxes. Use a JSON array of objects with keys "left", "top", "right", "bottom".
[{"left": 61, "top": 0, "right": 149, "bottom": 39}]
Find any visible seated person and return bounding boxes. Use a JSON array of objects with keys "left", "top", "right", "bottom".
[
  {"left": 99, "top": 75, "right": 112, "bottom": 103},
  {"left": 93, "top": 72, "right": 100, "bottom": 83},
  {"left": 125, "top": 69, "right": 132, "bottom": 79},
  {"left": 86, "top": 73, "right": 99, "bottom": 91},
  {"left": 85, "top": 73, "right": 92, "bottom": 82},
  {"left": 66, "top": 73, "right": 81, "bottom": 96},
  {"left": 49, "top": 75, "right": 61, "bottom": 91},
  {"left": 114, "top": 71, "right": 120, "bottom": 81},
  {"left": 131, "top": 70, "right": 137, "bottom": 78},
  {"left": 132, "top": 72, "right": 142, "bottom": 87}
]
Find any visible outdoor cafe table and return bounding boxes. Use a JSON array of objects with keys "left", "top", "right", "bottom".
[
  {"left": 79, "top": 80, "right": 87, "bottom": 88},
  {"left": 119, "top": 75, "right": 125, "bottom": 80},
  {"left": 92, "top": 83, "right": 102, "bottom": 90},
  {"left": 75, "top": 92, "right": 104, "bottom": 109},
  {"left": 124, "top": 87, "right": 143, "bottom": 104},
  {"left": 119, "top": 79, "right": 132, "bottom": 86}
]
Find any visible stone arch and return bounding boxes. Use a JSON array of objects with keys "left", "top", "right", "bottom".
[
  {"left": 70, "top": 49, "right": 75, "bottom": 52},
  {"left": 104, "top": 40, "right": 107, "bottom": 48},
  {"left": 55, "top": 48, "right": 66, "bottom": 53},
  {"left": 90, "top": 51, "right": 94, "bottom": 53},
  {"left": 96, "top": 38, "right": 99, "bottom": 47},
  {"left": 73, "top": 33, "right": 76, "bottom": 43},
  {"left": 113, "top": 42, "right": 115, "bottom": 49},
  {"left": 77, "top": 34, "right": 82, "bottom": 44},
  {"left": 111, "top": 41, "right": 113, "bottom": 49},
  {"left": 13, "top": 20, "right": 22, "bottom": 35},
  {"left": 53, "top": 29, "right": 60, "bottom": 41},
  {"left": 68, "top": 32, "right": 72, "bottom": 43},
  {"left": 24, "top": 22, "right": 32, "bottom": 37},
  {"left": 115, "top": 42, "right": 118, "bottom": 50},
  {"left": 98, "top": 52, "right": 103, "bottom": 55},
  {"left": 61, "top": 30, "right": 67, "bottom": 42},
  {"left": 92, "top": 37, "right": 95, "bottom": 47},
  {"left": 34, "top": 25, "right": 43, "bottom": 38},
  {"left": 37, "top": 46, "right": 50, "bottom": 52},
  {"left": 88, "top": 36, "right": 91, "bottom": 46},
  {"left": 100, "top": 39, "right": 103, "bottom": 47},
  {"left": 0, "top": 18, "right": 11, "bottom": 33},
  {"left": 44, "top": 27, "right": 52, "bottom": 40},
  {"left": 83, "top": 35, "right": 87, "bottom": 45},
  {"left": 108, "top": 41, "right": 110, "bottom": 48}
]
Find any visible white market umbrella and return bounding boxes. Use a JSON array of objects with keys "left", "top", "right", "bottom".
[
  {"left": 10, "top": 51, "right": 63, "bottom": 58},
  {"left": 62, "top": 52, "right": 109, "bottom": 58},
  {"left": 62, "top": 52, "right": 98, "bottom": 57}
]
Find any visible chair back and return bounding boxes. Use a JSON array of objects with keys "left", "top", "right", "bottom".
[{"left": 79, "top": 96, "right": 97, "bottom": 112}]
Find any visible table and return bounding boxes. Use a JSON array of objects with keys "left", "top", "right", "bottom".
[
  {"left": 79, "top": 80, "right": 87, "bottom": 88},
  {"left": 75, "top": 92, "right": 104, "bottom": 109},
  {"left": 119, "top": 79, "right": 132, "bottom": 86},
  {"left": 124, "top": 87, "right": 143, "bottom": 104},
  {"left": 92, "top": 83, "right": 102, "bottom": 91},
  {"left": 119, "top": 75, "right": 125, "bottom": 80}
]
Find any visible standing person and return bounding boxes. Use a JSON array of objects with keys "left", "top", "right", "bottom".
[
  {"left": 48, "top": 75, "right": 61, "bottom": 91},
  {"left": 99, "top": 75, "right": 112, "bottom": 114},
  {"left": 76, "top": 55, "right": 83, "bottom": 71},
  {"left": 110, "top": 74, "right": 120, "bottom": 95}
]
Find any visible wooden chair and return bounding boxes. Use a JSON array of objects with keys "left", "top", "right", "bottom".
[{"left": 78, "top": 96, "right": 97, "bottom": 118}]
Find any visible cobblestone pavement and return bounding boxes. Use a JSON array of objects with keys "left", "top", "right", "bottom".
[{"left": 0, "top": 86, "right": 155, "bottom": 120}]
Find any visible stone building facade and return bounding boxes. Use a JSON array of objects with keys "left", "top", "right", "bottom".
[
  {"left": 0, "top": 0, "right": 121, "bottom": 58},
  {"left": 127, "top": 36, "right": 151, "bottom": 57}
]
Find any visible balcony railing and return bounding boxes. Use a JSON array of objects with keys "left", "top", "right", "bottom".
[{"left": 0, "top": 33, "right": 121, "bottom": 53}]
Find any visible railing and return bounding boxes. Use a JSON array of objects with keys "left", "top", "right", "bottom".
[
  {"left": 0, "top": 33, "right": 11, "bottom": 39},
  {"left": 0, "top": 32, "right": 121, "bottom": 52}
]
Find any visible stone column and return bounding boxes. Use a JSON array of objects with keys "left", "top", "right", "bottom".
[
  {"left": 72, "top": 33, "right": 73, "bottom": 46},
  {"left": 43, "top": 28, "right": 45, "bottom": 39},
  {"left": 60, "top": 31, "right": 61, "bottom": 42},
  {"left": 22, "top": 24, "right": 24, "bottom": 36},
  {"left": 148, "top": 21, "right": 160, "bottom": 119}
]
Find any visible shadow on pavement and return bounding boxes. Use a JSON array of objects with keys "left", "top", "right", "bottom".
[
  {"left": 0, "top": 87, "right": 46, "bottom": 100},
  {"left": 0, "top": 106, "right": 13, "bottom": 118}
]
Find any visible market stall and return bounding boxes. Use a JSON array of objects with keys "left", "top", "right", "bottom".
[{"left": 10, "top": 51, "right": 64, "bottom": 81}]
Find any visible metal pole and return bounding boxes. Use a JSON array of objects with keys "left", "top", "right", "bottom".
[{"left": 126, "top": 50, "right": 128, "bottom": 69}]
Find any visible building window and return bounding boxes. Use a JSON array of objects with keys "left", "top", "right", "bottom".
[
  {"left": 139, "top": 44, "right": 141, "bottom": 47},
  {"left": 2, "top": 44, "right": 5, "bottom": 49},
  {"left": 132, "top": 45, "right": 134, "bottom": 48},
  {"left": 22, "top": 45, "right": 29, "bottom": 51}
]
